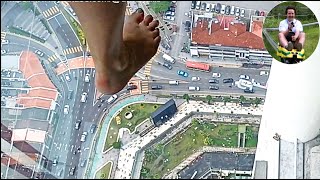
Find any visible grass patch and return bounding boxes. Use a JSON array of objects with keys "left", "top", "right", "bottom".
[
  {"left": 40, "top": 18, "right": 53, "bottom": 34},
  {"left": 18, "top": 2, "right": 40, "bottom": 16},
  {"left": 149, "top": 1, "right": 171, "bottom": 14},
  {"left": 8, "top": 26, "right": 45, "bottom": 43},
  {"left": 245, "top": 126, "right": 259, "bottom": 147},
  {"left": 264, "top": 24, "right": 319, "bottom": 61},
  {"left": 141, "top": 121, "right": 257, "bottom": 179},
  {"left": 103, "top": 103, "right": 161, "bottom": 152},
  {"left": 95, "top": 162, "right": 112, "bottom": 179}
]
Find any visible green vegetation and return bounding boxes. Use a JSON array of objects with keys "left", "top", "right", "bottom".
[
  {"left": 103, "top": 103, "right": 160, "bottom": 151},
  {"left": 8, "top": 26, "right": 45, "bottom": 43},
  {"left": 245, "top": 126, "right": 259, "bottom": 147},
  {"left": 149, "top": 1, "right": 171, "bottom": 14},
  {"left": 40, "top": 18, "right": 53, "bottom": 34},
  {"left": 18, "top": 2, "right": 40, "bottom": 16},
  {"left": 141, "top": 121, "right": 254, "bottom": 179},
  {"left": 206, "top": 95, "right": 213, "bottom": 104},
  {"left": 95, "top": 162, "right": 112, "bottom": 179},
  {"left": 112, "top": 141, "right": 121, "bottom": 149},
  {"left": 263, "top": 1, "right": 319, "bottom": 61},
  {"left": 183, "top": 94, "right": 190, "bottom": 103}
]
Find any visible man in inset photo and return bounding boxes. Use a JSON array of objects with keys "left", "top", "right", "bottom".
[{"left": 278, "top": 6, "right": 305, "bottom": 51}]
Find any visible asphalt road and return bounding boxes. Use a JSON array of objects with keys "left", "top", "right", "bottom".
[{"left": 149, "top": 57, "right": 269, "bottom": 97}]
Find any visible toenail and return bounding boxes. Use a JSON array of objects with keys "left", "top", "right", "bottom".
[{"left": 135, "top": 8, "right": 144, "bottom": 14}]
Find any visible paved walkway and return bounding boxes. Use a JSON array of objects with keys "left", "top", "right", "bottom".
[{"left": 55, "top": 56, "right": 95, "bottom": 75}]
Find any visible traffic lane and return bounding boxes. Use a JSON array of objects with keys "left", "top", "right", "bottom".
[
  {"left": 37, "top": 1, "right": 56, "bottom": 11},
  {"left": 55, "top": 14, "right": 80, "bottom": 48},
  {"left": 1, "top": 2, "right": 22, "bottom": 30},
  {"left": 48, "top": 16, "right": 70, "bottom": 49}
]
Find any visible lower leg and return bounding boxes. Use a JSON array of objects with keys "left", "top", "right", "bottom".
[{"left": 278, "top": 33, "right": 288, "bottom": 47}]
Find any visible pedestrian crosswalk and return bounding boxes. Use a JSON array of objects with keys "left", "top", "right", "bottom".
[
  {"left": 48, "top": 54, "right": 59, "bottom": 62},
  {"left": 42, "top": 6, "right": 60, "bottom": 18},
  {"left": 1, "top": 32, "right": 6, "bottom": 41},
  {"left": 63, "top": 46, "right": 83, "bottom": 55},
  {"left": 143, "top": 49, "right": 160, "bottom": 77},
  {"left": 125, "top": 6, "right": 133, "bottom": 15},
  {"left": 140, "top": 80, "right": 149, "bottom": 94}
]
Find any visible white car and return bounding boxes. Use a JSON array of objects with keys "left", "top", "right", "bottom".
[
  {"left": 1, "top": 39, "right": 9, "bottom": 44},
  {"left": 81, "top": 92, "right": 88, "bottom": 103},
  {"left": 80, "top": 132, "right": 88, "bottom": 142},
  {"left": 85, "top": 74, "right": 90, "bottom": 82},
  {"left": 240, "top": 9, "right": 245, "bottom": 17},
  {"left": 65, "top": 74, "right": 71, "bottom": 82},
  {"left": 64, "top": 105, "right": 70, "bottom": 115},
  {"left": 164, "top": 15, "right": 175, "bottom": 21},
  {"left": 191, "top": 76, "right": 201, "bottom": 81},
  {"left": 239, "top": 74, "right": 250, "bottom": 80},
  {"left": 1, "top": 50, "right": 7, "bottom": 55},
  {"left": 221, "top": 5, "right": 226, "bottom": 14},
  {"left": 212, "top": 72, "right": 221, "bottom": 78},
  {"left": 205, "top": 3, "right": 211, "bottom": 12},
  {"left": 107, "top": 94, "right": 118, "bottom": 104},
  {"left": 235, "top": 7, "right": 240, "bottom": 17},
  {"left": 35, "top": 50, "right": 44, "bottom": 57},
  {"left": 210, "top": 4, "right": 216, "bottom": 12},
  {"left": 260, "top": 71, "right": 269, "bottom": 76},
  {"left": 230, "top": 6, "right": 235, "bottom": 15}
]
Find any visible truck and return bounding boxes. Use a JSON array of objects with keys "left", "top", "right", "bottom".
[{"left": 162, "top": 53, "right": 176, "bottom": 64}]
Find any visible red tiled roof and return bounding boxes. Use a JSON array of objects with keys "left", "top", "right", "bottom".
[
  {"left": 252, "top": 21, "right": 263, "bottom": 38},
  {"left": 192, "top": 17, "right": 265, "bottom": 49},
  {"left": 18, "top": 51, "right": 58, "bottom": 109}
]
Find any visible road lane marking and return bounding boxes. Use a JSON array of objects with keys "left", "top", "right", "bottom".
[
  {"left": 78, "top": 133, "right": 80, "bottom": 137},
  {"left": 81, "top": 116, "right": 83, "bottom": 120}
]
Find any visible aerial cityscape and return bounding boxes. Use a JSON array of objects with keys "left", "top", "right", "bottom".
[{"left": 1, "top": 1, "right": 319, "bottom": 179}]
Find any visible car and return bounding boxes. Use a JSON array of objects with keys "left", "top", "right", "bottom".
[
  {"left": 90, "top": 124, "right": 97, "bottom": 134},
  {"left": 230, "top": 6, "right": 235, "bottom": 15},
  {"left": 255, "top": 10, "right": 260, "bottom": 16},
  {"left": 185, "top": 20, "right": 191, "bottom": 32},
  {"left": 68, "top": 90, "right": 74, "bottom": 100},
  {"left": 201, "top": 2, "right": 206, "bottom": 11},
  {"left": 85, "top": 74, "right": 90, "bottom": 82},
  {"left": 65, "top": 74, "right": 71, "bottom": 82},
  {"left": 151, "top": 85, "right": 162, "bottom": 90},
  {"left": 162, "top": 62, "right": 172, "bottom": 70},
  {"left": 107, "top": 94, "right": 118, "bottom": 104},
  {"left": 100, "top": 99, "right": 105, "bottom": 103},
  {"left": 244, "top": 88, "right": 255, "bottom": 93},
  {"left": 35, "top": 50, "right": 44, "bottom": 57},
  {"left": 223, "top": 78, "right": 234, "bottom": 83},
  {"left": 103, "top": 108, "right": 107, "bottom": 112},
  {"left": 165, "top": 11, "right": 175, "bottom": 16},
  {"left": 260, "top": 71, "right": 269, "bottom": 76},
  {"left": 75, "top": 121, "right": 81, "bottom": 130},
  {"left": 81, "top": 92, "right": 87, "bottom": 103},
  {"left": 168, "top": 7, "right": 175, "bottom": 12},
  {"left": 239, "top": 74, "right": 250, "bottom": 80},
  {"left": 195, "top": 1, "right": 201, "bottom": 10},
  {"left": 209, "top": 85, "right": 219, "bottom": 90},
  {"left": 80, "top": 132, "right": 88, "bottom": 142},
  {"left": 77, "top": 147, "right": 81, "bottom": 153},
  {"left": 188, "top": 86, "right": 200, "bottom": 91},
  {"left": 69, "top": 166, "right": 76, "bottom": 176},
  {"left": 97, "top": 104, "right": 102, "bottom": 108},
  {"left": 177, "top": 70, "right": 189, "bottom": 77},
  {"left": 191, "top": 1, "right": 196, "bottom": 9},
  {"left": 205, "top": 3, "right": 211, "bottom": 12},
  {"left": 209, "top": 79, "right": 219, "bottom": 83},
  {"left": 53, "top": 156, "right": 58, "bottom": 166},
  {"left": 1, "top": 39, "right": 9, "bottom": 45},
  {"left": 1, "top": 50, "right": 7, "bottom": 55},
  {"left": 64, "top": 105, "right": 70, "bottom": 115},
  {"left": 80, "top": 159, "right": 87, "bottom": 167},
  {"left": 164, "top": 15, "right": 175, "bottom": 21},
  {"left": 225, "top": 5, "right": 231, "bottom": 15},
  {"left": 72, "top": 150, "right": 77, "bottom": 155},
  {"left": 127, "top": 85, "right": 137, "bottom": 91},
  {"left": 212, "top": 72, "right": 221, "bottom": 78},
  {"left": 210, "top": 4, "right": 216, "bottom": 12},
  {"left": 191, "top": 76, "right": 200, "bottom": 81},
  {"left": 68, "top": 7, "right": 76, "bottom": 16},
  {"left": 235, "top": 7, "right": 240, "bottom": 16},
  {"left": 260, "top": 11, "right": 265, "bottom": 16},
  {"left": 221, "top": 4, "right": 226, "bottom": 14},
  {"left": 240, "top": 9, "right": 245, "bottom": 17},
  {"left": 215, "top": 3, "right": 221, "bottom": 13}
]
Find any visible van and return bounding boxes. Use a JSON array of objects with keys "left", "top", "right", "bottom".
[
  {"left": 81, "top": 92, "right": 87, "bottom": 103},
  {"left": 162, "top": 53, "right": 175, "bottom": 64},
  {"left": 188, "top": 86, "right": 200, "bottom": 91},
  {"left": 168, "top": 80, "right": 179, "bottom": 85},
  {"left": 107, "top": 94, "right": 118, "bottom": 104}
]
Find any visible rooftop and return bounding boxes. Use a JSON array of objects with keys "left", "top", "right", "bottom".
[{"left": 191, "top": 16, "right": 265, "bottom": 50}]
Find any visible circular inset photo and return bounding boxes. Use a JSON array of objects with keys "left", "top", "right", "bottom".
[{"left": 263, "top": 1, "right": 319, "bottom": 64}]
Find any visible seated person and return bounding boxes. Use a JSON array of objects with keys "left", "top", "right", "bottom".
[{"left": 278, "top": 6, "right": 305, "bottom": 51}]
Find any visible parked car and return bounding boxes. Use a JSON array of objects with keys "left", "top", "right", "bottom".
[
  {"left": 35, "top": 50, "right": 44, "bottom": 57},
  {"left": 201, "top": 2, "right": 206, "bottom": 11},
  {"left": 165, "top": 11, "right": 175, "bottom": 16},
  {"left": 230, "top": 6, "right": 235, "bottom": 15},
  {"left": 164, "top": 15, "right": 175, "bottom": 21},
  {"left": 1, "top": 50, "right": 7, "bottom": 55},
  {"left": 1, "top": 39, "right": 9, "bottom": 44},
  {"left": 239, "top": 74, "right": 250, "bottom": 80},
  {"left": 177, "top": 70, "right": 189, "bottom": 77},
  {"left": 205, "top": 3, "right": 211, "bottom": 12},
  {"left": 191, "top": 1, "right": 196, "bottom": 9},
  {"left": 209, "top": 79, "right": 219, "bottom": 83},
  {"left": 221, "top": 4, "right": 226, "bottom": 14},
  {"left": 127, "top": 85, "right": 137, "bottom": 91},
  {"left": 215, "top": 3, "right": 222, "bottom": 13},
  {"left": 210, "top": 4, "right": 216, "bottom": 12},
  {"left": 209, "top": 86, "right": 219, "bottom": 90},
  {"left": 240, "top": 9, "right": 245, "bottom": 17},
  {"left": 235, "top": 7, "right": 240, "bottom": 16},
  {"left": 223, "top": 78, "right": 234, "bottom": 83},
  {"left": 225, "top": 5, "right": 231, "bottom": 15}
]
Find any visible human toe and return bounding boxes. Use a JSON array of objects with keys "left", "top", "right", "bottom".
[
  {"left": 148, "top": 20, "right": 159, "bottom": 31},
  {"left": 129, "top": 8, "right": 144, "bottom": 23},
  {"left": 151, "top": 28, "right": 160, "bottom": 38},
  {"left": 142, "top": 15, "right": 153, "bottom": 26}
]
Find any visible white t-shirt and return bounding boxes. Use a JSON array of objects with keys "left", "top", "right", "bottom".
[{"left": 279, "top": 19, "right": 303, "bottom": 33}]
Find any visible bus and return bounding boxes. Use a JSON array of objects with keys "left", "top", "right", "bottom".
[{"left": 186, "top": 61, "right": 211, "bottom": 72}]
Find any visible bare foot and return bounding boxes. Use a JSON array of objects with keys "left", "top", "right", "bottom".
[{"left": 95, "top": 8, "right": 160, "bottom": 94}]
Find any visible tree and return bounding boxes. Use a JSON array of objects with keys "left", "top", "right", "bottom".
[
  {"left": 254, "top": 97, "right": 262, "bottom": 107},
  {"left": 183, "top": 94, "right": 190, "bottom": 103},
  {"left": 149, "top": 1, "right": 171, "bottom": 14},
  {"left": 223, "top": 96, "right": 231, "bottom": 105},
  {"left": 239, "top": 95, "right": 246, "bottom": 103},
  {"left": 112, "top": 141, "right": 121, "bottom": 149},
  {"left": 206, "top": 95, "right": 213, "bottom": 104}
]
